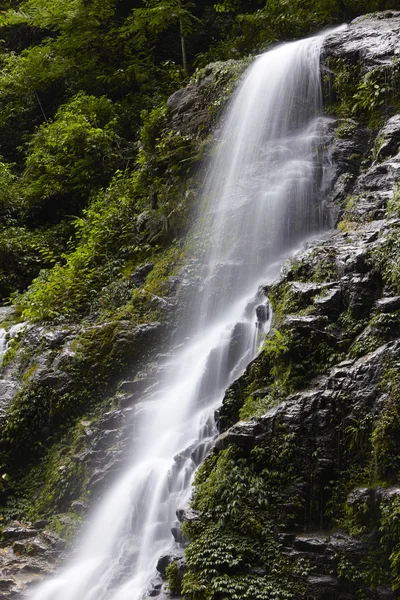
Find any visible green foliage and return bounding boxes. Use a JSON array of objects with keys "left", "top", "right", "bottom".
[
  {"left": 197, "top": 0, "right": 395, "bottom": 65},
  {"left": 380, "top": 496, "right": 400, "bottom": 590},
  {"left": 326, "top": 58, "right": 360, "bottom": 118},
  {"left": 372, "top": 213, "right": 400, "bottom": 295},
  {"left": 166, "top": 561, "right": 180, "bottom": 595},
  {"left": 0, "top": 302, "right": 162, "bottom": 473},
  {"left": 0, "top": 225, "right": 62, "bottom": 300},
  {"left": 326, "top": 57, "right": 400, "bottom": 126},
  {"left": 15, "top": 162, "right": 188, "bottom": 321},
  {"left": 352, "top": 61, "right": 400, "bottom": 123},
  {"left": 47, "top": 512, "right": 83, "bottom": 543},
  {"left": 386, "top": 184, "right": 400, "bottom": 219},
  {"left": 0, "top": 159, "right": 19, "bottom": 220},
  {"left": 22, "top": 93, "right": 122, "bottom": 219},
  {"left": 372, "top": 367, "right": 400, "bottom": 481},
  {"left": 122, "top": 0, "right": 201, "bottom": 71},
  {"left": 183, "top": 435, "right": 306, "bottom": 600},
  {"left": 239, "top": 381, "right": 286, "bottom": 420},
  {"left": 0, "top": 42, "right": 71, "bottom": 157},
  {"left": 139, "top": 105, "right": 168, "bottom": 155}
]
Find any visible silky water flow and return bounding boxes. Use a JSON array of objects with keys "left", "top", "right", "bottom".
[{"left": 28, "top": 32, "right": 333, "bottom": 600}]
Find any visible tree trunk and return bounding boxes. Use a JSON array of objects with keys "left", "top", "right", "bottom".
[{"left": 180, "top": 16, "right": 188, "bottom": 74}]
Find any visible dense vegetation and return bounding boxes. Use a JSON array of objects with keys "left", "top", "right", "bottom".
[{"left": 0, "top": 0, "right": 394, "bottom": 315}]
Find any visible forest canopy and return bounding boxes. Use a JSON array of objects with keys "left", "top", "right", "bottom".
[{"left": 0, "top": 0, "right": 395, "bottom": 309}]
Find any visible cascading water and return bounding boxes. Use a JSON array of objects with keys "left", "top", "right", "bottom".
[
  {"left": 0, "top": 328, "right": 7, "bottom": 364},
  {"left": 28, "top": 33, "right": 333, "bottom": 600},
  {"left": 0, "top": 321, "right": 26, "bottom": 367}
]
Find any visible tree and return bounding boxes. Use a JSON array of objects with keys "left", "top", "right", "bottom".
[{"left": 122, "top": 0, "right": 201, "bottom": 73}]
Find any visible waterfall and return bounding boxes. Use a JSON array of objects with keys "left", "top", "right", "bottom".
[
  {"left": 0, "top": 328, "right": 7, "bottom": 364},
  {"left": 0, "top": 322, "right": 26, "bottom": 366},
  {"left": 28, "top": 33, "right": 332, "bottom": 600}
]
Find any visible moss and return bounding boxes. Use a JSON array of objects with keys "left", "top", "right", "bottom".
[
  {"left": 193, "top": 58, "right": 251, "bottom": 118},
  {"left": 370, "top": 210, "right": 400, "bottom": 297},
  {"left": 386, "top": 184, "right": 400, "bottom": 218},
  {"left": 342, "top": 194, "right": 363, "bottom": 222},
  {"left": 267, "top": 282, "right": 307, "bottom": 323},
  {"left": 144, "top": 244, "right": 186, "bottom": 297},
  {"left": 325, "top": 57, "right": 400, "bottom": 125},
  {"left": 239, "top": 381, "right": 286, "bottom": 421},
  {"left": 183, "top": 434, "right": 308, "bottom": 600},
  {"left": 350, "top": 310, "right": 400, "bottom": 359},
  {"left": 0, "top": 403, "right": 108, "bottom": 523},
  {"left": 334, "top": 491, "right": 400, "bottom": 593},
  {"left": 324, "top": 58, "right": 360, "bottom": 119},
  {"left": 47, "top": 512, "right": 83, "bottom": 543},
  {"left": 372, "top": 366, "right": 400, "bottom": 482},
  {"left": 380, "top": 496, "right": 400, "bottom": 590},
  {"left": 0, "top": 302, "right": 162, "bottom": 477},
  {"left": 334, "top": 118, "right": 358, "bottom": 139},
  {"left": 337, "top": 219, "right": 357, "bottom": 232},
  {"left": 22, "top": 362, "right": 38, "bottom": 381},
  {"left": 1, "top": 337, "right": 20, "bottom": 367},
  {"left": 283, "top": 248, "right": 338, "bottom": 285}
]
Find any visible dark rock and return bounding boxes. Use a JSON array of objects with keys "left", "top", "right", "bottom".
[
  {"left": 42, "top": 329, "right": 70, "bottom": 349},
  {"left": 256, "top": 304, "right": 270, "bottom": 323},
  {"left": 0, "top": 306, "right": 15, "bottom": 322},
  {"left": 293, "top": 536, "right": 327, "bottom": 553},
  {"left": 376, "top": 586, "right": 396, "bottom": 599},
  {"left": 343, "top": 272, "right": 381, "bottom": 318},
  {"left": 249, "top": 567, "right": 266, "bottom": 576},
  {"left": 38, "top": 371, "right": 72, "bottom": 393},
  {"left": 147, "top": 576, "right": 164, "bottom": 597},
  {"left": 282, "top": 314, "right": 327, "bottom": 331},
  {"left": 289, "top": 281, "right": 335, "bottom": 303},
  {"left": 41, "top": 531, "right": 66, "bottom": 551},
  {"left": 70, "top": 501, "right": 88, "bottom": 515},
  {"left": 313, "top": 287, "right": 342, "bottom": 315},
  {"left": 118, "top": 393, "right": 142, "bottom": 409},
  {"left": 306, "top": 575, "right": 339, "bottom": 595},
  {"left": 0, "top": 378, "right": 19, "bottom": 414},
  {"left": 13, "top": 537, "right": 48, "bottom": 556},
  {"left": 118, "top": 378, "right": 155, "bottom": 397},
  {"left": 374, "top": 115, "right": 400, "bottom": 162},
  {"left": 171, "top": 520, "right": 186, "bottom": 545},
  {"left": 0, "top": 579, "right": 15, "bottom": 591},
  {"left": 227, "top": 321, "right": 253, "bottom": 373},
  {"left": 215, "top": 419, "right": 266, "bottom": 451},
  {"left": 347, "top": 487, "right": 375, "bottom": 508},
  {"left": 176, "top": 504, "right": 199, "bottom": 524},
  {"left": 323, "top": 11, "right": 400, "bottom": 70},
  {"left": 354, "top": 155, "right": 400, "bottom": 216},
  {"left": 156, "top": 550, "right": 184, "bottom": 577},
  {"left": 2, "top": 526, "right": 38, "bottom": 541},
  {"left": 32, "top": 520, "right": 48, "bottom": 530},
  {"left": 218, "top": 379, "right": 245, "bottom": 432},
  {"left": 167, "top": 86, "right": 198, "bottom": 116},
  {"left": 376, "top": 296, "right": 400, "bottom": 313},
  {"left": 277, "top": 532, "right": 296, "bottom": 545},
  {"left": 130, "top": 263, "right": 154, "bottom": 287}
]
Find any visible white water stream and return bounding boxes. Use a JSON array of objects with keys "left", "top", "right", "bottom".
[
  {"left": 28, "top": 33, "right": 332, "bottom": 600},
  {"left": 0, "top": 322, "right": 26, "bottom": 365}
]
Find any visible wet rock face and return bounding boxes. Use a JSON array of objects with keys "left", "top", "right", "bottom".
[
  {"left": 166, "top": 60, "right": 248, "bottom": 137},
  {"left": 323, "top": 11, "right": 400, "bottom": 69},
  {"left": 200, "top": 13, "right": 400, "bottom": 600},
  {"left": 0, "top": 522, "right": 66, "bottom": 599}
]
